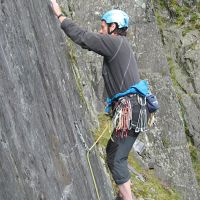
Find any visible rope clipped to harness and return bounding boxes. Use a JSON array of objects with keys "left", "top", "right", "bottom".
[{"left": 112, "top": 97, "right": 132, "bottom": 138}]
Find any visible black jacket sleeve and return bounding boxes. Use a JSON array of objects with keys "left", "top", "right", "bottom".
[{"left": 61, "top": 18, "right": 119, "bottom": 58}]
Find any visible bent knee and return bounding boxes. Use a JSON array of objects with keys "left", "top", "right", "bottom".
[{"left": 110, "top": 164, "right": 130, "bottom": 185}]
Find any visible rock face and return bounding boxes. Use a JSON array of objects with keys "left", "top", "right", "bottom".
[
  {"left": 0, "top": 0, "right": 113, "bottom": 200},
  {"left": 163, "top": 28, "right": 200, "bottom": 153},
  {"left": 152, "top": 1, "right": 200, "bottom": 197},
  {"left": 0, "top": 0, "right": 200, "bottom": 200}
]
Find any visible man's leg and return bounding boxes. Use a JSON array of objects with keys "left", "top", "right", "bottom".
[
  {"left": 106, "top": 131, "right": 139, "bottom": 200},
  {"left": 118, "top": 179, "right": 133, "bottom": 200}
]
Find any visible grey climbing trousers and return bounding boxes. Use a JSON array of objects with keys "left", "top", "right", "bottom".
[
  {"left": 106, "top": 130, "right": 140, "bottom": 185},
  {"left": 106, "top": 95, "right": 141, "bottom": 185}
]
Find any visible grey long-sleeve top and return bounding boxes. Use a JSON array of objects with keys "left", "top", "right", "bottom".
[{"left": 61, "top": 18, "right": 140, "bottom": 98}]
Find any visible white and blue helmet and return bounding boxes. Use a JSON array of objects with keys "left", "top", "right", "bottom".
[{"left": 101, "top": 9, "right": 129, "bottom": 28}]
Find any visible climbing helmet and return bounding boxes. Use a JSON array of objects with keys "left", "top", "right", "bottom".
[{"left": 101, "top": 9, "right": 129, "bottom": 28}]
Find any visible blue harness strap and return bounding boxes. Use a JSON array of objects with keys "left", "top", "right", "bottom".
[{"left": 105, "top": 80, "right": 150, "bottom": 113}]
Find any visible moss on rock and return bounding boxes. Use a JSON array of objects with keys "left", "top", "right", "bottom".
[
  {"left": 66, "top": 39, "right": 88, "bottom": 107},
  {"left": 189, "top": 141, "right": 200, "bottom": 186},
  {"left": 153, "top": 0, "right": 200, "bottom": 32}
]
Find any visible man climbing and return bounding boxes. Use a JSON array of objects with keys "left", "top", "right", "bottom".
[{"left": 51, "top": 1, "right": 141, "bottom": 199}]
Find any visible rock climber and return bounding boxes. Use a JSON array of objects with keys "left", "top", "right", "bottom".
[{"left": 51, "top": 1, "right": 141, "bottom": 199}]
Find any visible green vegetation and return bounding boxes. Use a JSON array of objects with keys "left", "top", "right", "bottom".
[
  {"left": 129, "top": 156, "right": 180, "bottom": 200},
  {"left": 94, "top": 114, "right": 112, "bottom": 147},
  {"left": 167, "top": 57, "right": 178, "bottom": 87},
  {"left": 154, "top": 11, "right": 167, "bottom": 29},
  {"left": 60, "top": 6, "right": 68, "bottom": 17},
  {"left": 189, "top": 140, "right": 200, "bottom": 186},
  {"left": 66, "top": 39, "right": 88, "bottom": 107},
  {"left": 60, "top": 5, "right": 74, "bottom": 18},
  {"left": 153, "top": 0, "right": 200, "bottom": 34},
  {"left": 94, "top": 113, "right": 180, "bottom": 199},
  {"left": 162, "top": 134, "right": 171, "bottom": 148},
  {"left": 176, "top": 96, "right": 200, "bottom": 188}
]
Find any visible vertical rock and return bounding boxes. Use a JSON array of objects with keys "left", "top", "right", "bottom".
[{"left": 0, "top": 0, "right": 113, "bottom": 199}]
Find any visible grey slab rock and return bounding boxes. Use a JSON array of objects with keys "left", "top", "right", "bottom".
[{"left": 0, "top": 0, "right": 113, "bottom": 200}]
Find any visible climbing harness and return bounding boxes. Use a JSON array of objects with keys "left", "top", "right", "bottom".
[
  {"left": 74, "top": 122, "right": 110, "bottom": 200},
  {"left": 112, "top": 95, "right": 148, "bottom": 136},
  {"left": 105, "top": 80, "right": 159, "bottom": 115}
]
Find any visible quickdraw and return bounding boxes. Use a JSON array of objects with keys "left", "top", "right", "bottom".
[
  {"left": 112, "top": 97, "right": 132, "bottom": 138},
  {"left": 135, "top": 95, "right": 148, "bottom": 133}
]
